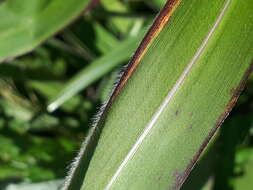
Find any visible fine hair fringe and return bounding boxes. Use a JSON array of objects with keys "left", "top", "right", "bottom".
[{"left": 62, "top": 64, "right": 129, "bottom": 190}]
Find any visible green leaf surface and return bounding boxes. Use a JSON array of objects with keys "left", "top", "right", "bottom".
[
  {"left": 0, "top": 0, "right": 91, "bottom": 62},
  {"left": 64, "top": 0, "right": 253, "bottom": 190}
]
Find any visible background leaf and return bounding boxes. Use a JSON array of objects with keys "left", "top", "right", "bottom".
[{"left": 0, "top": 0, "right": 92, "bottom": 61}]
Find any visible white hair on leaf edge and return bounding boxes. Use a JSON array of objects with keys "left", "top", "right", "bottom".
[{"left": 62, "top": 63, "right": 129, "bottom": 190}]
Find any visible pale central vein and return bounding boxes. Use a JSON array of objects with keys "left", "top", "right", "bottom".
[{"left": 104, "top": 0, "right": 231, "bottom": 189}]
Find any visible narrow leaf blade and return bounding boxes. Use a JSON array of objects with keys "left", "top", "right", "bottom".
[
  {"left": 65, "top": 0, "right": 253, "bottom": 190},
  {"left": 0, "top": 0, "right": 93, "bottom": 62}
]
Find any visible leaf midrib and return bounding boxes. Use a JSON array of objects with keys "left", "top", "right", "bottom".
[{"left": 103, "top": 0, "right": 232, "bottom": 189}]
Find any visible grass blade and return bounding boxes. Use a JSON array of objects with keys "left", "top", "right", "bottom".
[
  {"left": 0, "top": 0, "right": 94, "bottom": 62},
  {"left": 64, "top": 0, "right": 253, "bottom": 190},
  {"left": 47, "top": 29, "right": 147, "bottom": 112}
]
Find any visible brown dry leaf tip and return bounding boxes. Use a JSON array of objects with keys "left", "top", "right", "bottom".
[{"left": 113, "top": 0, "right": 181, "bottom": 97}]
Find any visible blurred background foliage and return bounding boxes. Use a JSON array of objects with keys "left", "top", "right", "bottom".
[{"left": 0, "top": 0, "right": 252, "bottom": 189}]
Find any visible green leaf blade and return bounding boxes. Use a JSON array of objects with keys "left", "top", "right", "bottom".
[
  {"left": 64, "top": 0, "right": 253, "bottom": 190},
  {"left": 47, "top": 29, "right": 147, "bottom": 112},
  {"left": 0, "top": 0, "right": 92, "bottom": 62}
]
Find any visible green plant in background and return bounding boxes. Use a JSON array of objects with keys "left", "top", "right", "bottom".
[
  {"left": 0, "top": 0, "right": 252, "bottom": 190},
  {"left": 0, "top": 0, "right": 92, "bottom": 61}
]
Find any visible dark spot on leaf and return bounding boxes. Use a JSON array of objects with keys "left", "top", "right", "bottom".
[
  {"left": 230, "top": 88, "right": 236, "bottom": 95},
  {"left": 171, "top": 171, "right": 185, "bottom": 189},
  {"left": 230, "top": 87, "right": 242, "bottom": 97},
  {"left": 169, "top": 63, "right": 253, "bottom": 190},
  {"left": 157, "top": 174, "right": 163, "bottom": 181},
  {"left": 175, "top": 110, "right": 180, "bottom": 116}
]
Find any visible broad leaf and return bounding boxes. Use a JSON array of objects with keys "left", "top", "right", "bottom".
[
  {"left": 0, "top": 0, "right": 93, "bottom": 62},
  {"left": 64, "top": 0, "right": 253, "bottom": 190}
]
